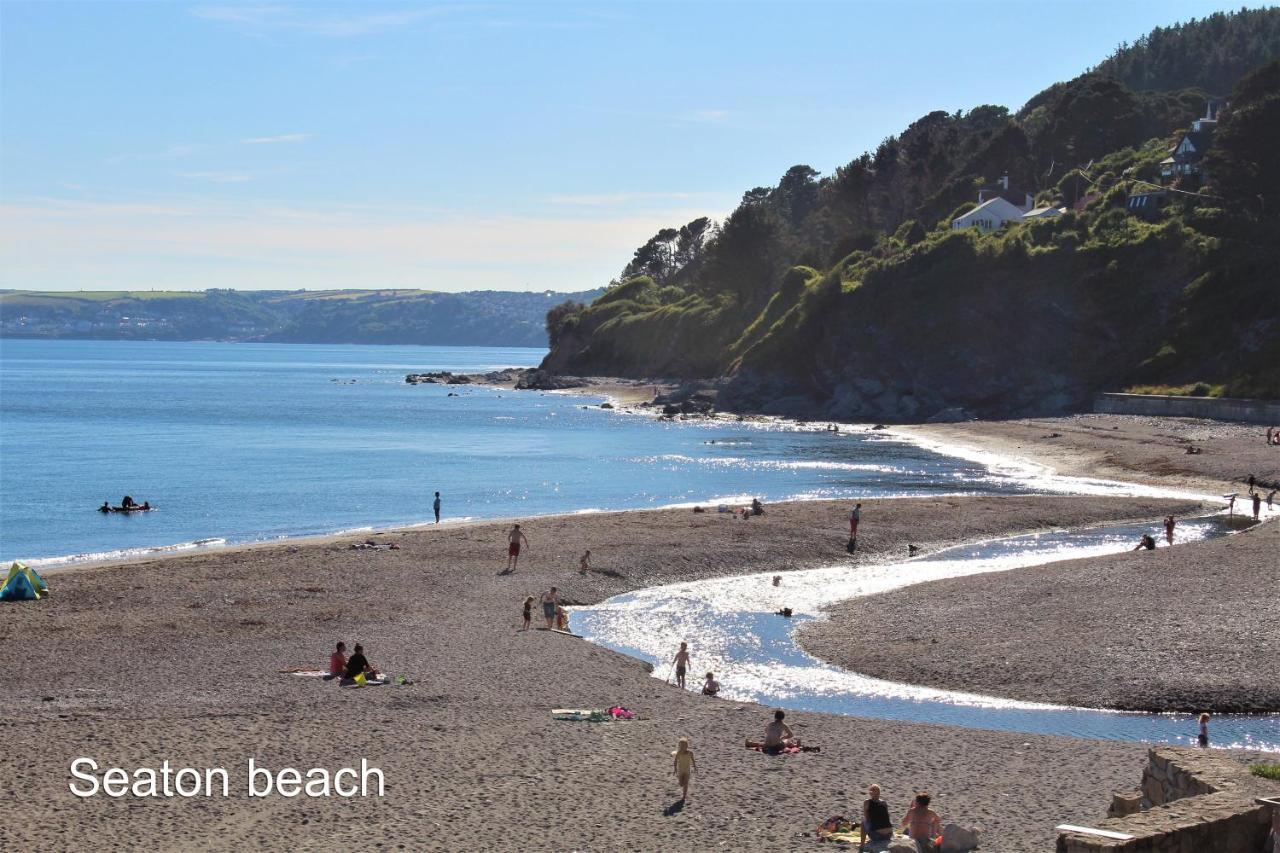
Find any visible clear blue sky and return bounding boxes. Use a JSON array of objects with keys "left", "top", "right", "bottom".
[{"left": 0, "top": 0, "right": 1251, "bottom": 292}]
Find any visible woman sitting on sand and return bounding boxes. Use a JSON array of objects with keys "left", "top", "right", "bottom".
[
  {"left": 862, "top": 784, "right": 894, "bottom": 847},
  {"left": 902, "top": 792, "right": 944, "bottom": 850},
  {"left": 325, "top": 641, "right": 347, "bottom": 680},
  {"left": 341, "top": 643, "right": 378, "bottom": 684}
]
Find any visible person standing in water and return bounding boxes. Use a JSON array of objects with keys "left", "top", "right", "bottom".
[
  {"left": 1198, "top": 712, "right": 1211, "bottom": 746},
  {"left": 673, "top": 642, "right": 691, "bottom": 688},
  {"left": 433, "top": 491, "right": 442, "bottom": 524},
  {"left": 506, "top": 523, "right": 529, "bottom": 571},
  {"left": 1164, "top": 515, "right": 1176, "bottom": 545}
]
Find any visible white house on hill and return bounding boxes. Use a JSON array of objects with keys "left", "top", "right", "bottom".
[{"left": 951, "top": 196, "right": 1026, "bottom": 232}]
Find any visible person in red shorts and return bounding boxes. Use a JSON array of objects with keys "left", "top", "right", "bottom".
[{"left": 506, "top": 523, "right": 529, "bottom": 571}]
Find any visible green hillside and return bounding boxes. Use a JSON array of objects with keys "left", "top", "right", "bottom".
[{"left": 541, "top": 9, "right": 1280, "bottom": 418}]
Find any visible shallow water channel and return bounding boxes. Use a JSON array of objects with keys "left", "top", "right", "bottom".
[{"left": 570, "top": 516, "right": 1280, "bottom": 752}]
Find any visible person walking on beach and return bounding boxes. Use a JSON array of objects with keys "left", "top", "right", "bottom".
[
  {"left": 1268, "top": 489, "right": 1277, "bottom": 509},
  {"left": 579, "top": 550, "right": 592, "bottom": 573},
  {"left": 1253, "top": 491, "right": 1263, "bottom": 520},
  {"left": 433, "top": 491, "right": 442, "bottom": 524},
  {"left": 672, "top": 737, "right": 695, "bottom": 802},
  {"left": 506, "top": 523, "right": 529, "bottom": 571},
  {"left": 521, "top": 596, "right": 534, "bottom": 631},
  {"left": 1164, "top": 515, "right": 1176, "bottom": 545},
  {"left": 673, "top": 642, "right": 691, "bottom": 688},
  {"left": 849, "top": 503, "right": 862, "bottom": 537},
  {"left": 540, "top": 587, "right": 560, "bottom": 629},
  {"left": 1198, "top": 712, "right": 1211, "bottom": 747},
  {"left": 1249, "top": 474, "right": 1257, "bottom": 494}
]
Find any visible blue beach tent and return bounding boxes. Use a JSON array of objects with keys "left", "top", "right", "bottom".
[{"left": 0, "top": 561, "right": 47, "bottom": 601}]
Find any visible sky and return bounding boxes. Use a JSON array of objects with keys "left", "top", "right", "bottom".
[{"left": 0, "top": 0, "right": 1253, "bottom": 293}]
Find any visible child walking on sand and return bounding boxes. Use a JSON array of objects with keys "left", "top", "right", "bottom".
[
  {"left": 672, "top": 737, "right": 695, "bottom": 801},
  {"left": 521, "top": 596, "right": 533, "bottom": 631}
]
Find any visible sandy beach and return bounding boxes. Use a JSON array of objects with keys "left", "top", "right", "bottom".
[{"left": 1, "top": 492, "right": 1210, "bottom": 852}]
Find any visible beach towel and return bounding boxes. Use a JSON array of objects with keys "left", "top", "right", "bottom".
[
  {"left": 605, "top": 706, "right": 634, "bottom": 720},
  {"left": 279, "top": 669, "right": 331, "bottom": 677},
  {"left": 745, "top": 744, "right": 820, "bottom": 754},
  {"left": 816, "top": 816, "right": 909, "bottom": 846},
  {"left": 551, "top": 709, "right": 606, "bottom": 722}
]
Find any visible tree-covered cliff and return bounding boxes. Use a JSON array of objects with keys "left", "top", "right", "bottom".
[{"left": 541, "top": 9, "right": 1280, "bottom": 418}]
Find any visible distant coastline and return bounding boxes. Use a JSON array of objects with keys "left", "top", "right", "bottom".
[{"left": 0, "top": 287, "right": 602, "bottom": 348}]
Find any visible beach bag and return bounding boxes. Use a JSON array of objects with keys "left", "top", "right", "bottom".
[
  {"left": 353, "top": 672, "right": 367, "bottom": 687},
  {"left": 845, "top": 536, "right": 857, "bottom": 554}
]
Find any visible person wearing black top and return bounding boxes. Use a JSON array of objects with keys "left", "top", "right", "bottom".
[
  {"left": 862, "top": 784, "right": 894, "bottom": 846},
  {"left": 343, "top": 643, "right": 378, "bottom": 682}
]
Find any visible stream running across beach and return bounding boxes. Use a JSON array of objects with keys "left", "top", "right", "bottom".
[{"left": 570, "top": 516, "right": 1280, "bottom": 752}]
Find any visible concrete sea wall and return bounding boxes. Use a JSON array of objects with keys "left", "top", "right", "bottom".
[
  {"left": 1094, "top": 393, "right": 1280, "bottom": 425},
  {"left": 1057, "top": 747, "right": 1278, "bottom": 852}
]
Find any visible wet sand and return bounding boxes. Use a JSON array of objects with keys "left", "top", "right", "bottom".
[
  {"left": 803, "top": 415, "right": 1280, "bottom": 713},
  {"left": 0, "top": 495, "right": 1200, "bottom": 852}
]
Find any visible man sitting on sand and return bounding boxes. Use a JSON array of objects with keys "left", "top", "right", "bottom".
[
  {"left": 325, "top": 641, "right": 348, "bottom": 680},
  {"left": 762, "top": 709, "right": 796, "bottom": 754},
  {"left": 1133, "top": 534, "right": 1156, "bottom": 551},
  {"left": 341, "top": 643, "right": 378, "bottom": 684}
]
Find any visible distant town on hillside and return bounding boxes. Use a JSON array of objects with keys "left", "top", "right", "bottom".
[{"left": 0, "top": 288, "right": 604, "bottom": 348}]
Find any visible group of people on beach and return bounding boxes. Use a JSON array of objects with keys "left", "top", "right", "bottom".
[
  {"left": 672, "top": 716, "right": 948, "bottom": 851},
  {"left": 522, "top": 586, "right": 568, "bottom": 631},
  {"left": 325, "top": 641, "right": 379, "bottom": 685}
]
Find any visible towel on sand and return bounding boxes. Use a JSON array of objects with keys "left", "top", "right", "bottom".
[{"left": 746, "top": 744, "right": 820, "bottom": 754}]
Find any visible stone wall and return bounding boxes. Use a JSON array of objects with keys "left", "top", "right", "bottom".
[
  {"left": 1057, "top": 747, "right": 1279, "bottom": 852},
  {"left": 1094, "top": 393, "right": 1280, "bottom": 425}
]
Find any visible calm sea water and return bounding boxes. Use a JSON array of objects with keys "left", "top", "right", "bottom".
[{"left": 0, "top": 339, "right": 1170, "bottom": 566}]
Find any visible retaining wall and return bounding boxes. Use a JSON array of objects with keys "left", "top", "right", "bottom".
[
  {"left": 1094, "top": 393, "right": 1280, "bottom": 425},
  {"left": 1057, "top": 747, "right": 1278, "bottom": 852}
]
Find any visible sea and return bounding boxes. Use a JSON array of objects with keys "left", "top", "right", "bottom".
[{"left": 0, "top": 339, "right": 1177, "bottom": 568}]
